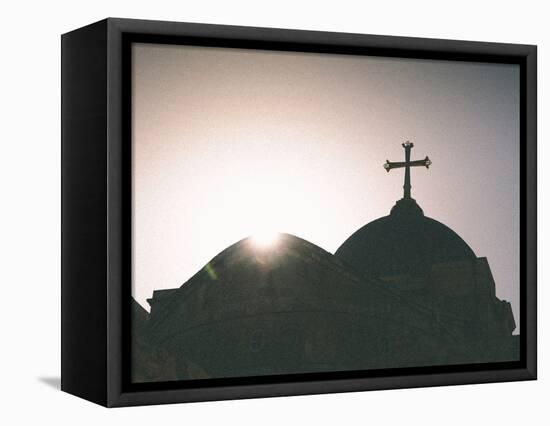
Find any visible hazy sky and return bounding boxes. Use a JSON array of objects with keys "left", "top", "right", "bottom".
[{"left": 132, "top": 43, "right": 520, "bottom": 328}]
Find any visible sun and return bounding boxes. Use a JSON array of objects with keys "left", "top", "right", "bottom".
[{"left": 251, "top": 230, "right": 280, "bottom": 248}]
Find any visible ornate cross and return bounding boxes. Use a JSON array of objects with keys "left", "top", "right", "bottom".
[{"left": 383, "top": 142, "right": 431, "bottom": 199}]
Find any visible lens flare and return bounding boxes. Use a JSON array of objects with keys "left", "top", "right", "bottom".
[{"left": 251, "top": 231, "right": 280, "bottom": 248}]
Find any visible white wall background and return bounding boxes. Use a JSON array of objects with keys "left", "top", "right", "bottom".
[{"left": 0, "top": 0, "right": 546, "bottom": 423}]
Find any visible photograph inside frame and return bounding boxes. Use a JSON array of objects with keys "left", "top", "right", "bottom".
[{"left": 130, "top": 43, "right": 520, "bottom": 383}]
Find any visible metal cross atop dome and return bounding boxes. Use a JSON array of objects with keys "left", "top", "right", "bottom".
[{"left": 383, "top": 142, "right": 431, "bottom": 199}]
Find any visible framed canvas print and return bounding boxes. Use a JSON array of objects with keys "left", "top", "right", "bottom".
[{"left": 61, "top": 18, "right": 537, "bottom": 407}]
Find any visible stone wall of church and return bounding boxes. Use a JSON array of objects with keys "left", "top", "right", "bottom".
[{"left": 131, "top": 241, "right": 519, "bottom": 383}]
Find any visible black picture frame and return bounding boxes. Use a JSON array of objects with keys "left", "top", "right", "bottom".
[{"left": 61, "top": 17, "right": 537, "bottom": 407}]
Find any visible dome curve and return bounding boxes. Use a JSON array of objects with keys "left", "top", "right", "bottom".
[{"left": 335, "top": 199, "right": 476, "bottom": 279}]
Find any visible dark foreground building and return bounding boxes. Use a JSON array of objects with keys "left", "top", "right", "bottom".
[{"left": 131, "top": 194, "right": 518, "bottom": 383}]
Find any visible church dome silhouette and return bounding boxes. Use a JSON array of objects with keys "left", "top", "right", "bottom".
[
  {"left": 335, "top": 197, "right": 476, "bottom": 279},
  {"left": 133, "top": 142, "right": 519, "bottom": 384}
]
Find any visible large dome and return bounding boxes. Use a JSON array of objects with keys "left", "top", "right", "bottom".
[{"left": 335, "top": 198, "right": 476, "bottom": 279}]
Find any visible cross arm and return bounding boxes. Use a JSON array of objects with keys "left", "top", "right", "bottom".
[
  {"left": 383, "top": 160, "right": 407, "bottom": 172},
  {"left": 409, "top": 157, "right": 432, "bottom": 168},
  {"left": 383, "top": 156, "right": 431, "bottom": 173}
]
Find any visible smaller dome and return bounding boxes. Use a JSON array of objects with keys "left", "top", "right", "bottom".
[{"left": 335, "top": 198, "right": 476, "bottom": 279}]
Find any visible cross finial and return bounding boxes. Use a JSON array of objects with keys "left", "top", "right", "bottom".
[{"left": 383, "top": 141, "right": 431, "bottom": 199}]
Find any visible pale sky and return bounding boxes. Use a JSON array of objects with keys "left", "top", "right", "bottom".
[{"left": 132, "top": 43, "right": 520, "bottom": 329}]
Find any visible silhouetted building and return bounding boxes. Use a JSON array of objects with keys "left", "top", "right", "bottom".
[{"left": 131, "top": 144, "right": 518, "bottom": 382}]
